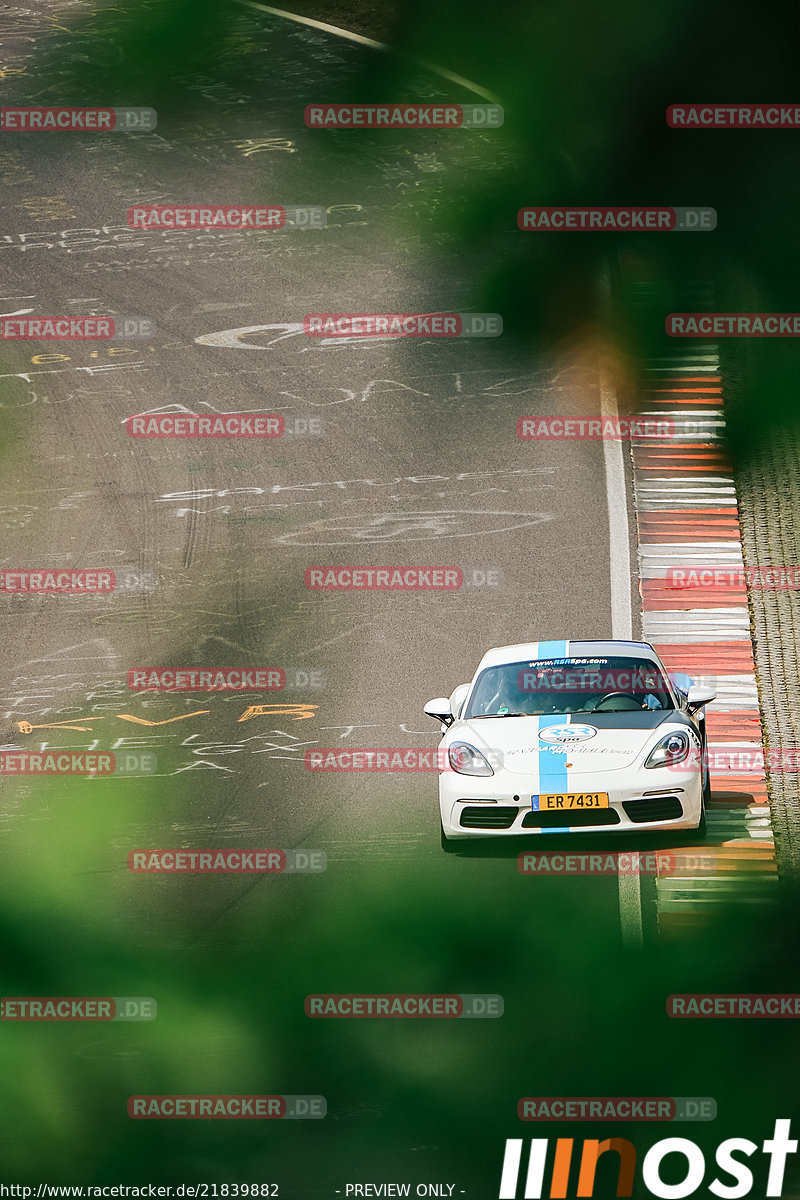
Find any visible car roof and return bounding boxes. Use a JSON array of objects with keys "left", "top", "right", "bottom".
[{"left": 475, "top": 640, "right": 661, "bottom": 671}]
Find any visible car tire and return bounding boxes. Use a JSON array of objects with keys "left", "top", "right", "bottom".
[
  {"left": 693, "top": 762, "right": 710, "bottom": 838},
  {"left": 440, "top": 819, "right": 457, "bottom": 853},
  {"left": 695, "top": 801, "right": 707, "bottom": 838}
]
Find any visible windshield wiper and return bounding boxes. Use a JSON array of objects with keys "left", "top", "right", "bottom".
[
  {"left": 565, "top": 705, "right": 670, "bottom": 715},
  {"left": 471, "top": 712, "right": 531, "bottom": 719}
]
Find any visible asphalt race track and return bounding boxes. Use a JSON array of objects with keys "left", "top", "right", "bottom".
[{"left": 0, "top": 0, "right": 793, "bottom": 1193}]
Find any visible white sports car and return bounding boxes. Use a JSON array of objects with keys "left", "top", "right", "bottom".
[{"left": 424, "top": 640, "right": 715, "bottom": 846}]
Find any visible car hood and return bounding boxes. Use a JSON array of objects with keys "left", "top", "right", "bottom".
[{"left": 449, "top": 710, "right": 692, "bottom": 776}]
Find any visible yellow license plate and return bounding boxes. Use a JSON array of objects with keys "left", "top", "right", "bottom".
[{"left": 536, "top": 792, "right": 610, "bottom": 811}]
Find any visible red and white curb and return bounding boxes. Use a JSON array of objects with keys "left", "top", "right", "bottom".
[
  {"left": 634, "top": 353, "right": 768, "bottom": 800},
  {"left": 622, "top": 270, "right": 777, "bottom": 928}
]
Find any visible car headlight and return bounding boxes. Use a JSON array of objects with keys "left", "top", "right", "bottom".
[
  {"left": 645, "top": 730, "right": 691, "bottom": 769},
  {"left": 448, "top": 743, "right": 494, "bottom": 777}
]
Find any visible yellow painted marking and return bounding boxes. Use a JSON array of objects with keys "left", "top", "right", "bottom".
[
  {"left": 18, "top": 196, "right": 78, "bottom": 222},
  {"left": 238, "top": 704, "right": 318, "bottom": 722},
  {"left": 117, "top": 711, "right": 211, "bottom": 726},
  {"left": 235, "top": 138, "right": 296, "bottom": 157},
  {"left": 16, "top": 705, "right": 317, "bottom": 732},
  {"left": 16, "top": 718, "right": 105, "bottom": 734}
]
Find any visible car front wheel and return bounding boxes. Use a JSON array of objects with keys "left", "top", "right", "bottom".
[
  {"left": 694, "top": 760, "right": 710, "bottom": 837},
  {"left": 440, "top": 818, "right": 457, "bottom": 853}
]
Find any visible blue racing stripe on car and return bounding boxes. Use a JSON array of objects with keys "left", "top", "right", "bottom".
[
  {"left": 531, "top": 714, "right": 570, "bottom": 819},
  {"left": 537, "top": 714, "right": 570, "bottom": 791},
  {"left": 535, "top": 640, "right": 568, "bottom": 659},
  {"left": 531, "top": 653, "right": 570, "bottom": 831}
]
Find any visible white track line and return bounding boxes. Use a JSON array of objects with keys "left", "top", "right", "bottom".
[
  {"left": 600, "top": 366, "right": 642, "bottom": 948},
  {"left": 598, "top": 264, "right": 642, "bottom": 947},
  {"left": 236, "top": 0, "right": 503, "bottom": 103}
]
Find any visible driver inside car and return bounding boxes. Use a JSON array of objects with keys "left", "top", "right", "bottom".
[{"left": 521, "top": 669, "right": 580, "bottom": 714}]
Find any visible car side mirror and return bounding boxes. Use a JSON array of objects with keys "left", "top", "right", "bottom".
[
  {"left": 449, "top": 683, "right": 470, "bottom": 719},
  {"left": 687, "top": 683, "right": 716, "bottom": 709},
  {"left": 424, "top": 697, "right": 454, "bottom": 726},
  {"left": 669, "top": 671, "right": 694, "bottom": 696}
]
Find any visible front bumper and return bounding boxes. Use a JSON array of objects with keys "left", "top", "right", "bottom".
[{"left": 439, "top": 768, "right": 703, "bottom": 838}]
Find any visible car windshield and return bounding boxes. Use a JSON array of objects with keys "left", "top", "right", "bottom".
[{"left": 464, "top": 655, "right": 674, "bottom": 718}]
